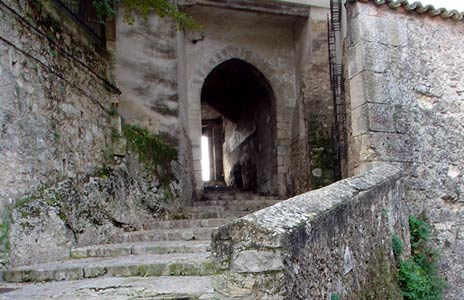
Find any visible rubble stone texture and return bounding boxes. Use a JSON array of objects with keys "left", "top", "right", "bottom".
[
  {"left": 212, "top": 164, "right": 409, "bottom": 299},
  {"left": 0, "top": 0, "right": 182, "bottom": 268},
  {"left": 0, "top": 0, "right": 114, "bottom": 212},
  {"left": 1, "top": 0, "right": 464, "bottom": 298},
  {"left": 346, "top": 2, "right": 464, "bottom": 299}
]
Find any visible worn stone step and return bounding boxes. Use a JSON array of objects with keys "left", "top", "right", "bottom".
[
  {"left": 203, "top": 195, "right": 280, "bottom": 203},
  {"left": 192, "top": 199, "right": 281, "bottom": 207},
  {"left": 192, "top": 200, "right": 280, "bottom": 210},
  {"left": 0, "top": 275, "right": 218, "bottom": 299},
  {"left": 186, "top": 206, "right": 255, "bottom": 214},
  {"left": 3, "top": 253, "right": 216, "bottom": 283},
  {"left": 71, "top": 240, "right": 211, "bottom": 259},
  {"left": 189, "top": 211, "right": 248, "bottom": 219},
  {"left": 145, "top": 218, "right": 232, "bottom": 230},
  {"left": 111, "top": 227, "right": 215, "bottom": 243},
  {"left": 203, "top": 192, "right": 236, "bottom": 200}
]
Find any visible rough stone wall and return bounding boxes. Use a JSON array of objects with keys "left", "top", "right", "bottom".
[
  {"left": 346, "top": 2, "right": 464, "bottom": 298},
  {"left": 222, "top": 94, "right": 274, "bottom": 194},
  {"left": 212, "top": 164, "right": 409, "bottom": 299},
  {"left": 290, "top": 6, "right": 335, "bottom": 195},
  {"left": 0, "top": 1, "right": 182, "bottom": 267},
  {"left": 9, "top": 157, "right": 178, "bottom": 267},
  {"left": 0, "top": 0, "right": 115, "bottom": 212}
]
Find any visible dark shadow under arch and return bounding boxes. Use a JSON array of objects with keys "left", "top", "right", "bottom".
[{"left": 200, "top": 58, "right": 278, "bottom": 195}]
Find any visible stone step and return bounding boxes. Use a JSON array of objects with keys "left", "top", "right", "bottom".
[
  {"left": 0, "top": 275, "right": 218, "bottom": 299},
  {"left": 145, "top": 218, "right": 232, "bottom": 230},
  {"left": 185, "top": 206, "right": 258, "bottom": 214},
  {"left": 189, "top": 211, "right": 248, "bottom": 219},
  {"left": 111, "top": 227, "right": 215, "bottom": 243},
  {"left": 192, "top": 199, "right": 281, "bottom": 207},
  {"left": 3, "top": 253, "right": 216, "bottom": 283},
  {"left": 204, "top": 193, "right": 236, "bottom": 201},
  {"left": 71, "top": 240, "right": 211, "bottom": 259},
  {"left": 203, "top": 192, "right": 280, "bottom": 201}
]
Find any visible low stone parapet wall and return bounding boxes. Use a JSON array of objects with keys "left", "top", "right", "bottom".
[{"left": 212, "top": 164, "right": 409, "bottom": 299}]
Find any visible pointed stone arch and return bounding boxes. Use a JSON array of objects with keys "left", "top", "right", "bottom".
[{"left": 188, "top": 46, "right": 291, "bottom": 195}]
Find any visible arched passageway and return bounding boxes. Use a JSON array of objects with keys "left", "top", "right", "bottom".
[{"left": 200, "top": 58, "right": 277, "bottom": 195}]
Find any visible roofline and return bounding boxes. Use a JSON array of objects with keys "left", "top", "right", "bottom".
[
  {"left": 179, "top": 0, "right": 330, "bottom": 17},
  {"left": 348, "top": 0, "right": 464, "bottom": 21}
]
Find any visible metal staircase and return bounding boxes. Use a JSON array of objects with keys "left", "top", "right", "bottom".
[{"left": 328, "top": 0, "right": 347, "bottom": 180}]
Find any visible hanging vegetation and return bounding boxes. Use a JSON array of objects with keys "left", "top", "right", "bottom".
[{"left": 91, "top": 0, "right": 199, "bottom": 28}]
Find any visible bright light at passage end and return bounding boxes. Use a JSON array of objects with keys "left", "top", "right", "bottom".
[{"left": 201, "top": 136, "right": 210, "bottom": 181}]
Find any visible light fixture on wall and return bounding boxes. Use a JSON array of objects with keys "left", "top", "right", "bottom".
[{"left": 184, "top": 28, "right": 205, "bottom": 44}]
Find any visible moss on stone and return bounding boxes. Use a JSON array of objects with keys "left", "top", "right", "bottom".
[
  {"left": 307, "top": 131, "right": 336, "bottom": 189},
  {"left": 359, "top": 248, "right": 402, "bottom": 300},
  {"left": 122, "top": 123, "right": 178, "bottom": 188},
  {"left": 391, "top": 233, "right": 403, "bottom": 258},
  {"left": 398, "top": 215, "right": 446, "bottom": 300},
  {"left": 0, "top": 209, "right": 12, "bottom": 265}
]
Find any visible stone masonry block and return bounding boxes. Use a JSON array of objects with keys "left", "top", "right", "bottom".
[
  {"left": 358, "top": 11, "right": 408, "bottom": 47},
  {"left": 231, "top": 250, "right": 284, "bottom": 273},
  {"left": 348, "top": 42, "right": 363, "bottom": 79},
  {"left": 351, "top": 104, "right": 369, "bottom": 137},
  {"left": 349, "top": 72, "right": 367, "bottom": 110}
]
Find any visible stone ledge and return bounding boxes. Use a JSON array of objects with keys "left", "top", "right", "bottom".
[{"left": 212, "top": 163, "right": 408, "bottom": 298}]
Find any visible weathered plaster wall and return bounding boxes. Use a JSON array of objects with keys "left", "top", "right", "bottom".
[
  {"left": 114, "top": 14, "right": 178, "bottom": 134},
  {"left": 346, "top": 2, "right": 464, "bottom": 298},
  {"left": 114, "top": 13, "right": 194, "bottom": 204},
  {"left": 0, "top": 0, "right": 115, "bottom": 211},
  {"left": 183, "top": 6, "right": 301, "bottom": 195},
  {"left": 212, "top": 164, "right": 409, "bottom": 299}
]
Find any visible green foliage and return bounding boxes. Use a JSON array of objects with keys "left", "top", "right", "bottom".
[
  {"left": 169, "top": 212, "right": 191, "bottom": 220},
  {"left": 0, "top": 210, "right": 12, "bottom": 259},
  {"left": 108, "top": 106, "right": 119, "bottom": 116},
  {"left": 409, "top": 215, "right": 430, "bottom": 254},
  {"left": 92, "top": 0, "right": 200, "bottom": 29},
  {"left": 392, "top": 233, "right": 403, "bottom": 258},
  {"left": 92, "top": 0, "right": 118, "bottom": 20},
  {"left": 95, "top": 165, "right": 112, "bottom": 179},
  {"left": 330, "top": 294, "right": 341, "bottom": 300},
  {"left": 397, "top": 215, "right": 446, "bottom": 300},
  {"left": 122, "top": 123, "right": 177, "bottom": 187}
]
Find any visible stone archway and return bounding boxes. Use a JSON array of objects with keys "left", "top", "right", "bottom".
[
  {"left": 200, "top": 58, "right": 277, "bottom": 195},
  {"left": 188, "top": 47, "right": 290, "bottom": 196}
]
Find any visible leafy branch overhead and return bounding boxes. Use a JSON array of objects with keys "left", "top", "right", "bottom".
[{"left": 92, "top": 0, "right": 200, "bottom": 29}]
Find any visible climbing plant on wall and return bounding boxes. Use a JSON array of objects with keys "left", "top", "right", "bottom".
[{"left": 92, "top": 0, "right": 199, "bottom": 28}]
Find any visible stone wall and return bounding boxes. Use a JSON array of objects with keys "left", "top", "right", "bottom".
[
  {"left": 0, "top": 1, "right": 182, "bottom": 267},
  {"left": 9, "top": 157, "right": 179, "bottom": 267},
  {"left": 346, "top": 2, "right": 464, "bottom": 298},
  {"left": 212, "top": 164, "right": 409, "bottom": 299},
  {"left": 0, "top": 0, "right": 115, "bottom": 212},
  {"left": 291, "top": 7, "right": 335, "bottom": 194}
]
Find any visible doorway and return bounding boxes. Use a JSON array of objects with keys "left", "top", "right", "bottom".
[{"left": 200, "top": 58, "right": 277, "bottom": 195}]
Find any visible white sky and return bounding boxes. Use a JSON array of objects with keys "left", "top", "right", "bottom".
[{"left": 416, "top": 0, "right": 464, "bottom": 11}]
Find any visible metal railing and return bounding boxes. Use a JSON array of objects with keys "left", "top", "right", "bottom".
[
  {"left": 52, "top": 0, "right": 106, "bottom": 46},
  {"left": 328, "top": 0, "right": 346, "bottom": 181}
]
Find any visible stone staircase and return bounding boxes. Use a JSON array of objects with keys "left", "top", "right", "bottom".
[{"left": 0, "top": 190, "right": 281, "bottom": 299}]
